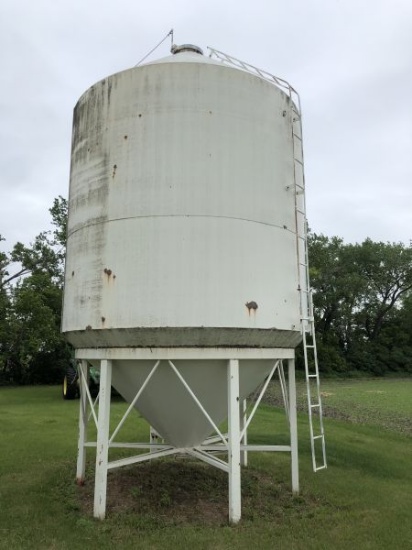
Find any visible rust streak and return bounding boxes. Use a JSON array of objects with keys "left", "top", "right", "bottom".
[{"left": 245, "top": 301, "right": 258, "bottom": 316}]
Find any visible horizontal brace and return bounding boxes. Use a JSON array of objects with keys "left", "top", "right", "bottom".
[
  {"left": 110, "top": 442, "right": 171, "bottom": 449},
  {"left": 76, "top": 347, "right": 295, "bottom": 361},
  {"left": 85, "top": 441, "right": 173, "bottom": 450},
  {"left": 242, "top": 445, "right": 292, "bottom": 452},
  {"left": 107, "top": 447, "right": 180, "bottom": 470},
  {"left": 199, "top": 444, "right": 291, "bottom": 452}
]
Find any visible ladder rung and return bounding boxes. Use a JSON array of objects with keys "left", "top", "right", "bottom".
[
  {"left": 294, "top": 158, "right": 303, "bottom": 165},
  {"left": 308, "top": 374, "right": 318, "bottom": 378},
  {"left": 293, "top": 133, "right": 302, "bottom": 141},
  {"left": 313, "top": 435, "right": 324, "bottom": 440},
  {"left": 310, "top": 404, "right": 320, "bottom": 409},
  {"left": 314, "top": 465, "right": 327, "bottom": 472},
  {"left": 296, "top": 208, "right": 305, "bottom": 215}
]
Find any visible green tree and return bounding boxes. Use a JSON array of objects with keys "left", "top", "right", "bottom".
[
  {"left": 0, "top": 197, "right": 70, "bottom": 385},
  {"left": 309, "top": 233, "right": 412, "bottom": 375},
  {"left": 348, "top": 239, "right": 412, "bottom": 341}
]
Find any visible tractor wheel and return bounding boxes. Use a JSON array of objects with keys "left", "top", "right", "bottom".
[{"left": 63, "top": 365, "right": 78, "bottom": 400}]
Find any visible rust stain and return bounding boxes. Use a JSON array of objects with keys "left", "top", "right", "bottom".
[
  {"left": 103, "top": 267, "right": 116, "bottom": 283},
  {"left": 245, "top": 301, "right": 258, "bottom": 316},
  {"left": 124, "top": 135, "right": 128, "bottom": 140},
  {"left": 71, "top": 270, "right": 75, "bottom": 276},
  {"left": 101, "top": 316, "right": 106, "bottom": 323},
  {"left": 85, "top": 325, "right": 92, "bottom": 331},
  {"left": 112, "top": 164, "right": 117, "bottom": 178}
]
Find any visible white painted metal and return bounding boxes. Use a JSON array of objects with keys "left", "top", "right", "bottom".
[
  {"left": 208, "top": 47, "right": 300, "bottom": 107},
  {"left": 288, "top": 358, "right": 299, "bottom": 493},
  {"left": 62, "top": 49, "right": 301, "bottom": 349},
  {"left": 278, "top": 361, "right": 290, "bottom": 422},
  {"left": 79, "top": 347, "right": 298, "bottom": 520},
  {"left": 302, "top": 293, "right": 327, "bottom": 472},
  {"left": 187, "top": 449, "right": 229, "bottom": 474},
  {"left": 63, "top": 44, "right": 318, "bottom": 521},
  {"left": 107, "top": 357, "right": 279, "bottom": 448},
  {"left": 239, "top": 361, "right": 280, "bottom": 441},
  {"left": 75, "top": 349, "right": 295, "bottom": 450},
  {"left": 76, "top": 360, "right": 89, "bottom": 484},
  {"left": 240, "top": 399, "right": 248, "bottom": 467},
  {"left": 228, "top": 359, "right": 241, "bottom": 524},
  {"left": 94, "top": 360, "right": 112, "bottom": 519},
  {"left": 75, "top": 348, "right": 295, "bottom": 360},
  {"left": 108, "top": 361, "right": 160, "bottom": 445},
  {"left": 290, "top": 103, "right": 327, "bottom": 472}
]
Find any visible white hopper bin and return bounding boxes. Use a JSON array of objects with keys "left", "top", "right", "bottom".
[{"left": 62, "top": 44, "right": 312, "bottom": 523}]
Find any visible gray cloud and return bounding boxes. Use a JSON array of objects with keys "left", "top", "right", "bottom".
[{"left": 1, "top": 0, "right": 411, "bottom": 251}]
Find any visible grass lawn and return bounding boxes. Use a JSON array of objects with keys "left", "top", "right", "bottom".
[{"left": 0, "top": 379, "right": 411, "bottom": 549}]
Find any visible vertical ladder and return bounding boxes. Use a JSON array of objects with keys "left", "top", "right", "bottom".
[
  {"left": 206, "top": 47, "right": 327, "bottom": 471},
  {"left": 291, "top": 104, "right": 327, "bottom": 472}
]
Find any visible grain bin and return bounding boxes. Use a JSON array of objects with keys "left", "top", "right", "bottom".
[{"left": 63, "top": 45, "right": 309, "bottom": 522}]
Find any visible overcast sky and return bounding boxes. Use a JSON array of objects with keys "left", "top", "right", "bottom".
[{"left": 1, "top": 0, "right": 411, "bottom": 253}]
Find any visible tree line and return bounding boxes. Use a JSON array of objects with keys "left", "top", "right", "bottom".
[
  {"left": 0, "top": 197, "right": 69, "bottom": 385},
  {"left": 309, "top": 233, "right": 412, "bottom": 375},
  {"left": 1, "top": 198, "right": 411, "bottom": 385}
]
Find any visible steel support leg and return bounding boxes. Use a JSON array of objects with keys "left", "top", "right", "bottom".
[
  {"left": 228, "top": 359, "right": 241, "bottom": 524},
  {"left": 76, "top": 360, "right": 88, "bottom": 484},
  {"left": 149, "top": 426, "right": 160, "bottom": 454},
  {"left": 288, "top": 357, "right": 299, "bottom": 494},
  {"left": 94, "top": 359, "right": 112, "bottom": 519},
  {"left": 240, "top": 399, "right": 248, "bottom": 467}
]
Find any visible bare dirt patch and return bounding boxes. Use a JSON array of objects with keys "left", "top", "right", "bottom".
[{"left": 77, "top": 459, "right": 320, "bottom": 525}]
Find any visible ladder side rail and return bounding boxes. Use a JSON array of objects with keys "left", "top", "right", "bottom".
[
  {"left": 301, "top": 326, "right": 317, "bottom": 472},
  {"left": 308, "top": 303, "right": 327, "bottom": 469},
  {"left": 292, "top": 110, "right": 327, "bottom": 472}
]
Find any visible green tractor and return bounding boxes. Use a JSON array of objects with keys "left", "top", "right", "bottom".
[{"left": 62, "top": 359, "right": 100, "bottom": 400}]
